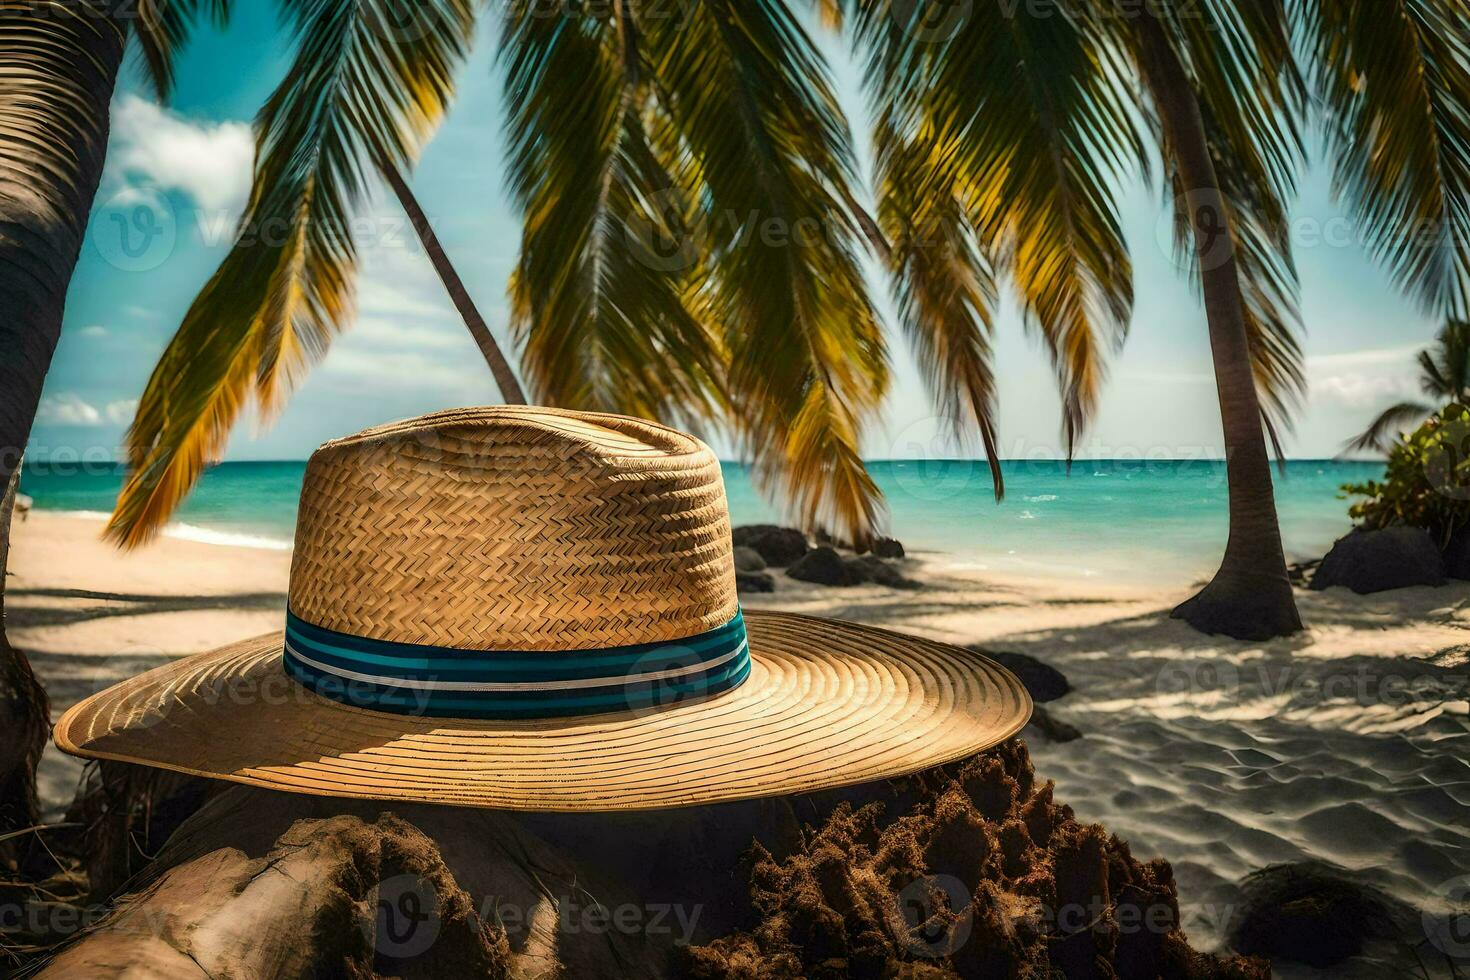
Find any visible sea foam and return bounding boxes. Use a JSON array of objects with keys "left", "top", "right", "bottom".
[{"left": 51, "top": 510, "right": 292, "bottom": 551}]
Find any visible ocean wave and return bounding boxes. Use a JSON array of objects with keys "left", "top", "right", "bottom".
[{"left": 47, "top": 510, "right": 292, "bottom": 551}]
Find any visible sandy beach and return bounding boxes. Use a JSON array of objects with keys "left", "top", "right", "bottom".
[{"left": 10, "top": 511, "right": 1470, "bottom": 974}]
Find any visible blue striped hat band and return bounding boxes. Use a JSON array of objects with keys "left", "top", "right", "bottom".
[{"left": 283, "top": 608, "right": 751, "bottom": 719}]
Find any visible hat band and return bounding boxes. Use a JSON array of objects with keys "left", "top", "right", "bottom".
[{"left": 282, "top": 608, "right": 751, "bottom": 719}]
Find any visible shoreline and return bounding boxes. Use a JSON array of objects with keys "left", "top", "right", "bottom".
[
  {"left": 10, "top": 512, "right": 1469, "bottom": 970},
  {"left": 23, "top": 508, "right": 294, "bottom": 551},
  {"left": 30, "top": 506, "right": 1200, "bottom": 590}
]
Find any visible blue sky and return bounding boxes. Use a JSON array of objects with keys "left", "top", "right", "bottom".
[{"left": 31, "top": 9, "right": 1430, "bottom": 465}]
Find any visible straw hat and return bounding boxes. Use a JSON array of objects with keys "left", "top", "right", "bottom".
[{"left": 56, "top": 407, "right": 1030, "bottom": 810}]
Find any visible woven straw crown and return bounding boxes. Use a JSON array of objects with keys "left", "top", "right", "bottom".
[{"left": 287, "top": 406, "right": 738, "bottom": 652}]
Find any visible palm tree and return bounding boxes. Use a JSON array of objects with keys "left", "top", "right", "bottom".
[
  {"left": 1127, "top": 2, "right": 1306, "bottom": 638},
  {"left": 503, "top": 0, "right": 895, "bottom": 542},
  {"left": 0, "top": 0, "right": 227, "bottom": 851},
  {"left": 832, "top": 0, "right": 1303, "bottom": 638},
  {"left": 841, "top": 0, "right": 1468, "bottom": 639},
  {"left": 1343, "top": 319, "right": 1470, "bottom": 454}
]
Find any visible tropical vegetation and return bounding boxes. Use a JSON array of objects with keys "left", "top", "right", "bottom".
[
  {"left": 1344, "top": 319, "right": 1470, "bottom": 455},
  {"left": 1343, "top": 403, "right": 1470, "bottom": 544}
]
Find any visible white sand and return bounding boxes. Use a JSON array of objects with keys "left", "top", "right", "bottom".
[
  {"left": 9, "top": 515, "right": 1470, "bottom": 973},
  {"left": 8, "top": 513, "right": 291, "bottom": 812}
]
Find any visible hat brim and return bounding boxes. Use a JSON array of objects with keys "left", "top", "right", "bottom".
[{"left": 54, "top": 611, "right": 1032, "bottom": 811}]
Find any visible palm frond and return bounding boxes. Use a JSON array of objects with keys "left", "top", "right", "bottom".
[
  {"left": 1166, "top": 0, "right": 1304, "bottom": 207},
  {"left": 858, "top": 0, "right": 1139, "bottom": 460},
  {"left": 1417, "top": 346, "right": 1451, "bottom": 398},
  {"left": 876, "top": 116, "right": 1003, "bottom": 498},
  {"left": 1422, "top": 318, "right": 1470, "bottom": 398},
  {"left": 132, "top": 0, "right": 230, "bottom": 100},
  {"left": 500, "top": 2, "right": 725, "bottom": 428},
  {"left": 811, "top": 0, "right": 844, "bottom": 30},
  {"left": 645, "top": 0, "right": 890, "bottom": 543},
  {"left": 1341, "top": 400, "right": 1432, "bottom": 455},
  {"left": 1298, "top": 0, "right": 1470, "bottom": 316},
  {"left": 109, "top": 0, "right": 475, "bottom": 547}
]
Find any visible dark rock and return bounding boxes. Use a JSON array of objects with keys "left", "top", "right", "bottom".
[
  {"left": 1443, "top": 528, "right": 1470, "bottom": 580},
  {"left": 731, "top": 525, "right": 809, "bottom": 567},
  {"left": 1024, "top": 706, "right": 1081, "bottom": 743},
  {"left": 735, "top": 571, "right": 775, "bottom": 594},
  {"left": 787, "top": 547, "right": 861, "bottom": 586},
  {"left": 971, "top": 649, "right": 1070, "bottom": 703},
  {"left": 732, "top": 546, "right": 767, "bottom": 573},
  {"left": 872, "top": 536, "right": 905, "bottom": 559},
  {"left": 842, "top": 555, "right": 920, "bottom": 590},
  {"left": 1229, "top": 862, "right": 1397, "bottom": 968},
  {"left": 1310, "top": 526, "right": 1446, "bottom": 594}
]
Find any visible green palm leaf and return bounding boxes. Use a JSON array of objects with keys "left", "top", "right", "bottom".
[
  {"left": 858, "top": 0, "right": 1139, "bottom": 460},
  {"left": 501, "top": 1, "right": 725, "bottom": 427},
  {"left": 1298, "top": 0, "right": 1470, "bottom": 316},
  {"left": 646, "top": 0, "right": 889, "bottom": 542},
  {"left": 132, "top": 0, "right": 231, "bottom": 100},
  {"left": 1419, "top": 318, "right": 1470, "bottom": 398},
  {"left": 876, "top": 117, "right": 1004, "bottom": 497},
  {"left": 109, "top": 0, "right": 475, "bottom": 547},
  {"left": 1341, "top": 400, "right": 1432, "bottom": 455}
]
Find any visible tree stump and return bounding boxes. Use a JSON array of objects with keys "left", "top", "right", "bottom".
[{"left": 35, "top": 742, "right": 1268, "bottom": 979}]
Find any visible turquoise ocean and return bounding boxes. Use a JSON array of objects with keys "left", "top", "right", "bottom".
[{"left": 21, "top": 459, "right": 1382, "bottom": 584}]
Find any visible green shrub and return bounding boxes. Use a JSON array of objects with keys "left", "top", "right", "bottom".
[{"left": 1341, "top": 403, "right": 1470, "bottom": 546}]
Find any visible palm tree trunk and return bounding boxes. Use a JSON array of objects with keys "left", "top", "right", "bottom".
[
  {"left": 379, "top": 160, "right": 528, "bottom": 405},
  {"left": 1131, "top": 8, "right": 1302, "bottom": 640},
  {"left": 0, "top": 0, "right": 129, "bottom": 851}
]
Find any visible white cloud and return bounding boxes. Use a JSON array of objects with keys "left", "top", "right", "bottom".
[
  {"left": 34, "top": 394, "right": 138, "bottom": 428},
  {"left": 1306, "top": 344, "right": 1423, "bottom": 408},
  {"left": 105, "top": 399, "right": 139, "bottom": 425},
  {"left": 104, "top": 94, "right": 253, "bottom": 214},
  {"left": 36, "top": 393, "right": 102, "bottom": 426},
  {"left": 77, "top": 324, "right": 108, "bottom": 338},
  {"left": 320, "top": 347, "right": 483, "bottom": 389}
]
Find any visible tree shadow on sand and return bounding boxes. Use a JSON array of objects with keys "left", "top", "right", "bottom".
[{"left": 6, "top": 588, "right": 286, "bottom": 631}]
